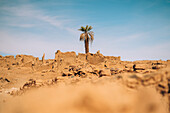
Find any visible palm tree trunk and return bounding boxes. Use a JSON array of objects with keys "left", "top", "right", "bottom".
[{"left": 85, "top": 34, "right": 89, "bottom": 54}]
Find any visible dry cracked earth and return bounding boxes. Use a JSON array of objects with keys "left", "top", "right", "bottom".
[{"left": 0, "top": 50, "right": 170, "bottom": 113}]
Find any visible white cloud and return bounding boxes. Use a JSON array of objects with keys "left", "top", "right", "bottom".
[
  {"left": 8, "top": 23, "right": 35, "bottom": 28},
  {"left": 0, "top": 4, "right": 76, "bottom": 34},
  {"left": 0, "top": 3, "right": 83, "bottom": 58}
]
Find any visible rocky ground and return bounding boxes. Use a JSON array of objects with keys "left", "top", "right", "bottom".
[{"left": 0, "top": 50, "right": 170, "bottom": 113}]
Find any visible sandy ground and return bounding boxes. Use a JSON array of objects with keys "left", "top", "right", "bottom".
[
  {"left": 0, "top": 53, "right": 170, "bottom": 113},
  {"left": 0, "top": 77, "right": 168, "bottom": 113}
]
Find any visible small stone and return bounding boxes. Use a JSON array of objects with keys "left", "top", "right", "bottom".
[
  {"left": 99, "top": 68, "right": 111, "bottom": 77},
  {"left": 35, "top": 80, "right": 43, "bottom": 86},
  {"left": 62, "top": 69, "right": 73, "bottom": 76}
]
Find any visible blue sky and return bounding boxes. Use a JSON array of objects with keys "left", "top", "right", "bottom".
[{"left": 0, "top": 0, "right": 170, "bottom": 61}]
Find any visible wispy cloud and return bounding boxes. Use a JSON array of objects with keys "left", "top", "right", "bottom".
[
  {"left": 0, "top": 4, "right": 77, "bottom": 34},
  {"left": 0, "top": 1, "right": 82, "bottom": 58},
  {"left": 8, "top": 23, "right": 35, "bottom": 28}
]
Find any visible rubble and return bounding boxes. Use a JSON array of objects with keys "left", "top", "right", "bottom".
[{"left": 0, "top": 51, "right": 170, "bottom": 113}]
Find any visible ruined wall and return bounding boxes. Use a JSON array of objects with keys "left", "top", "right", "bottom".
[
  {"left": 1, "top": 51, "right": 169, "bottom": 74},
  {"left": 86, "top": 53, "right": 105, "bottom": 65},
  {"left": 0, "top": 55, "right": 39, "bottom": 68},
  {"left": 104, "top": 56, "right": 121, "bottom": 61},
  {"left": 77, "top": 53, "right": 86, "bottom": 62},
  {"left": 77, "top": 51, "right": 121, "bottom": 65},
  {"left": 55, "top": 50, "right": 76, "bottom": 65},
  {"left": 0, "top": 55, "right": 16, "bottom": 67},
  {"left": 16, "top": 55, "right": 38, "bottom": 67}
]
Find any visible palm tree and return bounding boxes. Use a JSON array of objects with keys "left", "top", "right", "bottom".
[{"left": 79, "top": 25, "right": 94, "bottom": 54}]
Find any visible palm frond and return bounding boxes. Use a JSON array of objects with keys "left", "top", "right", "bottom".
[
  {"left": 80, "top": 33, "right": 85, "bottom": 41},
  {"left": 78, "top": 26, "right": 86, "bottom": 31},
  {"left": 85, "top": 25, "right": 88, "bottom": 32},
  {"left": 88, "top": 32, "right": 94, "bottom": 41},
  {"left": 88, "top": 26, "right": 93, "bottom": 31},
  {"left": 86, "top": 25, "right": 88, "bottom": 29},
  {"left": 89, "top": 31, "right": 94, "bottom": 34}
]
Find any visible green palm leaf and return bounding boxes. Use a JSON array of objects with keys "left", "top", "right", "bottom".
[
  {"left": 78, "top": 26, "right": 86, "bottom": 31},
  {"left": 88, "top": 26, "right": 93, "bottom": 31},
  {"left": 85, "top": 25, "right": 88, "bottom": 32}
]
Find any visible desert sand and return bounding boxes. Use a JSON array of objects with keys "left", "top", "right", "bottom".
[{"left": 0, "top": 50, "right": 170, "bottom": 113}]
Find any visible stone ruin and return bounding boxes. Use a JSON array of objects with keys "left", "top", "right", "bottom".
[
  {"left": 1, "top": 50, "right": 170, "bottom": 112},
  {"left": 0, "top": 50, "right": 121, "bottom": 75},
  {"left": 0, "top": 50, "right": 168, "bottom": 76},
  {"left": 0, "top": 51, "right": 170, "bottom": 90}
]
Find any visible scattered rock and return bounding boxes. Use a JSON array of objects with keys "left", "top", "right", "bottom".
[
  {"left": 35, "top": 80, "right": 43, "bottom": 87},
  {"left": 99, "top": 68, "right": 111, "bottom": 77},
  {"left": 152, "top": 65, "right": 166, "bottom": 70},
  {"left": 0, "top": 50, "right": 170, "bottom": 111},
  {"left": 62, "top": 69, "right": 73, "bottom": 76},
  {"left": 0, "top": 77, "right": 10, "bottom": 83},
  {"left": 42, "top": 70, "right": 48, "bottom": 73},
  {"left": 134, "top": 64, "right": 149, "bottom": 70},
  {"left": 77, "top": 68, "right": 86, "bottom": 77}
]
